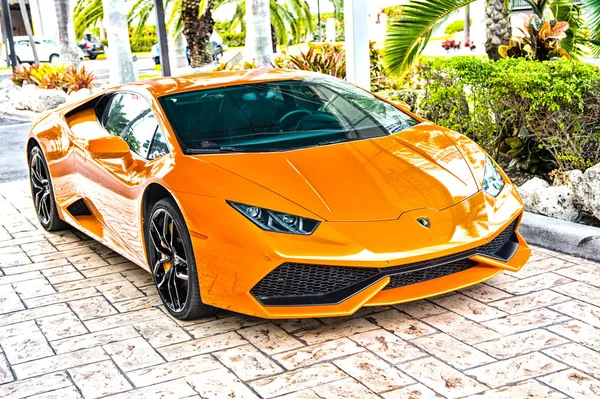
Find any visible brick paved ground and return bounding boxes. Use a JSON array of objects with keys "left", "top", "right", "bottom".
[{"left": 0, "top": 180, "right": 599, "bottom": 399}]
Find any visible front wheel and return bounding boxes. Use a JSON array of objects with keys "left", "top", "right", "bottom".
[
  {"left": 49, "top": 54, "right": 59, "bottom": 63},
  {"left": 28, "top": 147, "right": 69, "bottom": 231},
  {"left": 147, "top": 198, "right": 216, "bottom": 319},
  {"left": 88, "top": 54, "right": 97, "bottom": 60}
]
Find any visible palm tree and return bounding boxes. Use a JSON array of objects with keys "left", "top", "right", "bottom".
[
  {"left": 102, "top": 0, "right": 137, "bottom": 84},
  {"left": 384, "top": 0, "right": 593, "bottom": 75},
  {"left": 54, "top": 0, "right": 81, "bottom": 65},
  {"left": 182, "top": 0, "right": 214, "bottom": 66},
  {"left": 246, "top": 0, "right": 273, "bottom": 64},
  {"left": 587, "top": 0, "right": 600, "bottom": 55}
]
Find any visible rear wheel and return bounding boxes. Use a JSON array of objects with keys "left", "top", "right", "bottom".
[
  {"left": 147, "top": 198, "right": 216, "bottom": 319},
  {"left": 88, "top": 54, "right": 97, "bottom": 60},
  {"left": 49, "top": 54, "right": 59, "bottom": 63},
  {"left": 28, "top": 147, "right": 69, "bottom": 231}
]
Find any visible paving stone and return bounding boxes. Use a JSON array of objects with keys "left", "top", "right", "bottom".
[
  {"left": 274, "top": 337, "right": 363, "bottom": 370},
  {"left": 27, "top": 386, "right": 82, "bottom": 399},
  {"left": 54, "top": 273, "right": 126, "bottom": 292},
  {"left": 102, "top": 336, "right": 164, "bottom": 372},
  {"left": 84, "top": 308, "right": 164, "bottom": 332},
  {"left": 0, "top": 271, "right": 42, "bottom": 286},
  {"left": 237, "top": 323, "right": 304, "bottom": 355},
  {"left": 21, "top": 240, "right": 57, "bottom": 256},
  {"left": 349, "top": 328, "right": 425, "bottom": 364},
  {"left": 422, "top": 312, "right": 501, "bottom": 345},
  {"left": 468, "top": 352, "right": 567, "bottom": 388},
  {"left": 475, "top": 329, "right": 567, "bottom": 359},
  {"left": 133, "top": 317, "right": 191, "bottom": 347},
  {"left": 157, "top": 331, "right": 246, "bottom": 361},
  {"left": 46, "top": 271, "right": 85, "bottom": 285},
  {"left": 310, "top": 377, "right": 380, "bottom": 398},
  {"left": 103, "top": 378, "right": 197, "bottom": 399},
  {"left": 112, "top": 294, "right": 162, "bottom": 312},
  {"left": 0, "top": 371, "right": 72, "bottom": 398},
  {"left": 0, "top": 251, "right": 31, "bottom": 268},
  {"left": 495, "top": 272, "right": 573, "bottom": 295},
  {"left": 81, "top": 262, "right": 138, "bottom": 278},
  {"left": 544, "top": 342, "right": 600, "bottom": 379},
  {"left": 554, "top": 264, "right": 600, "bottom": 287},
  {"left": 69, "top": 360, "right": 132, "bottom": 399},
  {"left": 552, "top": 281, "right": 600, "bottom": 306},
  {"left": 0, "top": 331, "right": 54, "bottom": 364},
  {"left": 31, "top": 247, "right": 94, "bottom": 264},
  {"left": 413, "top": 332, "right": 495, "bottom": 369},
  {"left": 333, "top": 351, "right": 414, "bottom": 393},
  {"left": 295, "top": 317, "right": 378, "bottom": 345},
  {"left": 484, "top": 272, "right": 519, "bottom": 287},
  {"left": 23, "top": 287, "right": 99, "bottom": 308},
  {"left": 462, "top": 379, "right": 565, "bottom": 399},
  {"left": 366, "top": 309, "right": 437, "bottom": 340},
  {"left": 431, "top": 293, "right": 508, "bottom": 322},
  {"left": 12, "top": 347, "right": 108, "bottom": 379},
  {"left": 459, "top": 284, "right": 514, "bottom": 303},
  {"left": 69, "top": 296, "right": 117, "bottom": 321},
  {"left": 547, "top": 319, "right": 600, "bottom": 352},
  {"left": 215, "top": 344, "right": 283, "bottom": 380},
  {"left": 0, "top": 321, "right": 39, "bottom": 340},
  {"left": 2, "top": 259, "right": 70, "bottom": 276},
  {"left": 538, "top": 369, "right": 600, "bottom": 399},
  {"left": 37, "top": 312, "right": 88, "bottom": 341},
  {"left": 402, "top": 356, "right": 486, "bottom": 398},
  {"left": 381, "top": 383, "right": 440, "bottom": 399},
  {"left": 0, "top": 352, "right": 14, "bottom": 383},
  {"left": 249, "top": 363, "right": 346, "bottom": 398},
  {"left": 185, "top": 315, "right": 266, "bottom": 339},
  {"left": 550, "top": 300, "right": 600, "bottom": 327},
  {"left": 510, "top": 257, "right": 576, "bottom": 278},
  {"left": 94, "top": 280, "right": 144, "bottom": 303},
  {"left": 0, "top": 285, "right": 25, "bottom": 314},
  {"left": 121, "top": 268, "right": 154, "bottom": 288},
  {"left": 489, "top": 290, "right": 571, "bottom": 314},
  {"left": 392, "top": 299, "right": 447, "bottom": 318},
  {"left": 275, "top": 318, "right": 322, "bottom": 333},
  {"left": 40, "top": 264, "right": 78, "bottom": 277},
  {"left": 482, "top": 308, "right": 570, "bottom": 335},
  {"left": 187, "top": 368, "right": 260, "bottom": 399},
  {"left": 127, "top": 354, "right": 221, "bottom": 387},
  {"left": 51, "top": 326, "right": 140, "bottom": 354}
]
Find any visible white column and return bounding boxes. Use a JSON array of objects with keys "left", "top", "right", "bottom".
[{"left": 344, "top": 0, "right": 370, "bottom": 89}]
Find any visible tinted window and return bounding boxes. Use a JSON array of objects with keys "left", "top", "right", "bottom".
[
  {"left": 158, "top": 78, "right": 419, "bottom": 153},
  {"left": 148, "top": 129, "right": 169, "bottom": 160},
  {"left": 102, "top": 92, "right": 159, "bottom": 158}
]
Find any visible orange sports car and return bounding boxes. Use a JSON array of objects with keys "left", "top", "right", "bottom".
[{"left": 27, "top": 69, "right": 530, "bottom": 320}]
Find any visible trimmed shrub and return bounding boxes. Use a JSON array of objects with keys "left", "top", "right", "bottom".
[
  {"left": 410, "top": 57, "right": 600, "bottom": 173},
  {"left": 222, "top": 32, "right": 245, "bottom": 47},
  {"left": 445, "top": 20, "right": 467, "bottom": 35}
]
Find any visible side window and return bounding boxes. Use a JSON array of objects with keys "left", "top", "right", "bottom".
[
  {"left": 102, "top": 92, "right": 160, "bottom": 159},
  {"left": 148, "top": 129, "right": 169, "bottom": 160}
]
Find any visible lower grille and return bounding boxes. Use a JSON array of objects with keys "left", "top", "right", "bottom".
[{"left": 251, "top": 218, "right": 520, "bottom": 306}]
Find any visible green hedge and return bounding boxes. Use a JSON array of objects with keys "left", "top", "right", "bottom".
[
  {"left": 130, "top": 37, "right": 158, "bottom": 53},
  {"left": 445, "top": 20, "right": 465, "bottom": 35},
  {"left": 222, "top": 32, "right": 245, "bottom": 48},
  {"left": 414, "top": 57, "right": 600, "bottom": 173}
]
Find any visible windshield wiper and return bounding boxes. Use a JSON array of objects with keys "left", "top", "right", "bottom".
[
  {"left": 318, "top": 138, "right": 356, "bottom": 146},
  {"left": 185, "top": 146, "right": 280, "bottom": 154}
]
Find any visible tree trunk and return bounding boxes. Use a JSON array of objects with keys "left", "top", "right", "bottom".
[
  {"left": 102, "top": 0, "right": 137, "bottom": 85},
  {"left": 271, "top": 24, "right": 277, "bottom": 53},
  {"left": 464, "top": 4, "right": 470, "bottom": 43},
  {"left": 485, "top": 0, "right": 511, "bottom": 60},
  {"left": 245, "top": 0, "right": 273, "bottom": 65},
  {"left": 182, "top": 0, "right": 214, "bottom": 68},
  {"left": 54, "top": 0, "right": 80, "bottom": 65},
  {"left": 169, "top": 32, "right": 189, "bottom": 69}
]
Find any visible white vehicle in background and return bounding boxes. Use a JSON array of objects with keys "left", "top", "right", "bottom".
[{"left": 2, "top": 36, "right": 84, "bottom": 64}]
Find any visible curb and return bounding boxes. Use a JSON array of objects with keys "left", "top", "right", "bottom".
[
  {"left": 0, "top": 109, "right": 37, "bottom": 122},
  {"left": 520, "top": 211, "right": 600, "bottom": 263}
]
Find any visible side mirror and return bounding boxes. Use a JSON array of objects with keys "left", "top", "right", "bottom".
[
  {"left": 392, "top": 100, "right": 411, "bottom": 111},
  {"left": 86, "top": 136, "right": 130, "bottom": 159}
]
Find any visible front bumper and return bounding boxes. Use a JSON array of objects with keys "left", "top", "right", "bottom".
[{"left": 177, "top": 185, "right": 530, "bottom": 318}]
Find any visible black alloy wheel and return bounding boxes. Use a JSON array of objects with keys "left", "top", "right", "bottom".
[
  {"left": 147, "top": 198, "right": 215, "bottom": 319},
  {"left": 28, "top": 147, "right": 68, "bottom": 231}
]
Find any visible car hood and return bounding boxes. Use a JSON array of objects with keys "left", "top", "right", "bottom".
[{"left": 199, "top": 123, "right": 480, "bottom": 221}]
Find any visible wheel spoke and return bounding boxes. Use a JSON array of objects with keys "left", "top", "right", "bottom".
[
  {"left": 157, "top": 266, "right": 172, "bottom": 290},
  {"left": 166, "top": 268, "right": 177, "bottom": 308},
  {"left": 163, "top": 213, "right": 174, "bottom": 250},
  {"left": 150, "top": 220, "right": 170, "bottom": 255},
  {"left": 170, "top": 269, "right": 182, "bottom": 310}
]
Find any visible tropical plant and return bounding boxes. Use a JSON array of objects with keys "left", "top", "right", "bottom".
[
  {"left": 499, "top": 15, "right": 570, "bottom": 60},
  {"left": 384, "top": 0, "right": 597, "bottom": 75},
  {"left": 55, "top": 0, "right": 81, "bottom": 65},
  {"left": 10, "top": 63, "right": 97, "bottom": 93},
  {"left": 64, "top": 65, "right": 98, "bottom": 93},
  {"left": 287, "top": 46, "right": 346, "bottom": 78}
]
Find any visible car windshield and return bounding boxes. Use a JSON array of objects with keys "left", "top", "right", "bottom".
[{"left": 158, "top": 78, "right": 419, "bottom": 153}]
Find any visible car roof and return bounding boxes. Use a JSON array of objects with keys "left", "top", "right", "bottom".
[{"left": 121, "top": 69, "right": 328, "bottom": 98}]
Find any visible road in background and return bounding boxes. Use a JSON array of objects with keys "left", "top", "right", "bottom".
[{"left": 0, "top": 117, "right": 31, "bottom": 183}]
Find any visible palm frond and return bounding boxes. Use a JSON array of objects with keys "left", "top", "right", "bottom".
[
  {"left": 384, "top": 0, "right": 474, "bottom": 75},
  {"left": 585, "top": 0, "right": 600, "bottom": 54}
]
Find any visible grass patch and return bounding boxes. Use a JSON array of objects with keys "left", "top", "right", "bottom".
[{"left": 138, "top": 72, "right": 161, "bottom": 80}]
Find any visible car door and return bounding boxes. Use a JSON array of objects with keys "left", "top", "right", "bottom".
[
  {"left": 15, "top": 40, "right": 33, "bottom": 62},
  {"left": 77, "top": 91, "right": 170, "bottom": 265}
]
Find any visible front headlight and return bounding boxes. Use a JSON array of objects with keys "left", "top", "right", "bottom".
[
  {"left": 482, "top": 156, "right": 505, "bottom": 197},
  {"left": 228, "top": 201, "right": 320, "bottom": 235}
]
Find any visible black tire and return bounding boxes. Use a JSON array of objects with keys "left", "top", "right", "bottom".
[
  {"left": 28, "top": 146, "right": 69, "bottom": 231},
  {"left": 146, "top": 198, "right": 216, "bottom": 320},
  {"left": 88, "top": 54, "right": 97, "bottom": 60},
  {"left": 49, "top": 54, "right": 59, "bottom": 63}
]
